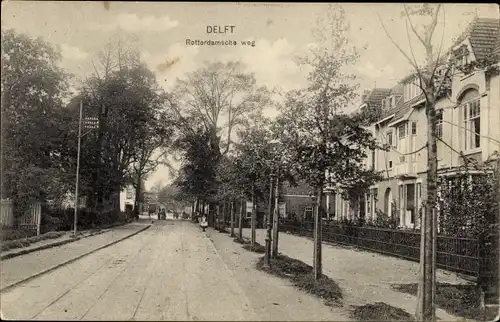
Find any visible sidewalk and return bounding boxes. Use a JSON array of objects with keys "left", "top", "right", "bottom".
[
  {"left": 234, "top": 228, "right": 475, "bottom": 322},
  {"left": 1, "top": 229, "right": 106, "bottom": 260},
  {"left": 0, "top": 221, "right": 150, "bottom": 291},
  {"left": 207, "top": 227, "right": 352, "bottom": 321},
  {"left": 1, "top": 220, "right": 139, "bottom": 260}
]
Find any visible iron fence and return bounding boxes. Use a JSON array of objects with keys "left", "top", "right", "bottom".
[{"left": 280, "top": 220, "right": 480, "bottom": 277}]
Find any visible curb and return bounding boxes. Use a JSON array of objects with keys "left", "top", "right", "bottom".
[
  {"left": 0, "top": 224, "right": 151, "bottom": 293},
  {"left": 0, "top": 221, "right": 133, "bottom": 260},
  {"left": 1, "top": 229, "right": 109, "bottom": 261},
  {"left": 1, "top": 237, "right": 82, "bottom": 260}
]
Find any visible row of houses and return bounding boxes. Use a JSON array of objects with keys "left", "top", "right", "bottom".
[{"left": 281, "top": 17, "right": 500, "bottom": 229}]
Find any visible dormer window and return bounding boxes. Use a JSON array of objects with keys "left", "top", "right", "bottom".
[
  {"left": 384, "top": 96, "right": 397, "bottom": 109},
  {"left": 403, "top": 77, "right": 421, "bottom": 102},
  {"left": 453, "top": 44, "right": 470, "bottom": 69}
]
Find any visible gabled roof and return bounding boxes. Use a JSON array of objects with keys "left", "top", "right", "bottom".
[
  {"left": 468, "top": 18, "right": 500, "bottom": 60},
  {"left": 382, "top": 92, "right": 425, "bottom": 122},
  {"left": 390, "top": 84, "right": 404, "bottom": 96},
  {"left": 361, "top": 17, "right": 499, "bottom": 126},
  {"left": 362, "top": 88, "right": 392, "bottom": 110},
  {"left": 453, "top": 17, "right": 500, "bottom": 60},
  {"left": 495, "top": 26, "right": 500, "bottom": 57}
]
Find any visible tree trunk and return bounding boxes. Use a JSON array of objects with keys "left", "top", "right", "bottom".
[
  {"left": 417, "top": 82, "right": 438, "bottom": 321},
  {"left": 134, "top": 175, "right": 142, "bottom": 217},
  {"left": 239, "top": 197, "right": 244, "bottom": 241},
  {"left": 251, "top": 186, "right": 256, "bottom": 247},
  {"left": 230, "top": 201, "right": 235, "bottom": 237},
  {"left": 313, "top": 185, "right": 324, "bottom": 280},
  {"left": 272, "top": 174, "right": 280, "bottom": 258},
  {"left": 222, "top": 201, "right": 227, "bottom": 230},
  {"left": 216, "top": 204, "right": 220, "bottom": 230},
  {"left": 265, "top": 176, "right": 274, "bottom": 265}
]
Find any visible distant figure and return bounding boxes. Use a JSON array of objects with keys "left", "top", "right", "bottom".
[
  {"left": 161, "top": 208, "right": 166, "bottom": 220},
  {"left": 157, "top": 209, "right": 161, "bottom": 220},
  {"left": 200, "top": 214, "right": 208, "bottom": 232}
]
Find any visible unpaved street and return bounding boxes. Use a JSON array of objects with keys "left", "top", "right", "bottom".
[
  {"left": 1, "top": 221, "right": 258, "bottom": 321},
  {"left": 1, "top": 221, "right": 349, "bottom": 321}
]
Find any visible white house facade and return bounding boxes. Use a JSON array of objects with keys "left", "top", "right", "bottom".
[{"left": 332, "top": 17, "right": 500, "bottom": 229}]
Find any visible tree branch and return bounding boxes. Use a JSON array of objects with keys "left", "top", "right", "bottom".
[
  {"left": 404, "top": 4, "right": 426, "bottom": 46},
  {"left": 378, "top": 12, "right": 420, "bottom": 72}
]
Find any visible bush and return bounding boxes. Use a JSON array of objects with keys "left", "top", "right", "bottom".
[
  {"left": 40, "top": 207, "right": 126, "bottom": 233},
  {"left": 364, "top": 210, "right": 399, "bottom": 229},
  {"left": 0, "top": 228, "right": 35, "bottom": 241},
  {"left": 391, "top": 282, "right": 483, "bottom": 320},
  {"left": 242, "top": 242, "right": 266, "bottom": 253},
  {"left": 350, "top": 302, "right": 415, "bottom": 321},
  {"left": 0, "top": 230, "right": 65, "bottom": 252},
  {"left": 233, "top": 237, "right": 249, "bottom": 245},
  {"left": 256, "top": 254, "right": 343, "bottom": 306}
]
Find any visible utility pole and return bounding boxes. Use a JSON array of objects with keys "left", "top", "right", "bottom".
[
  {"left": 264, "top": 174, "right": 274, "bottom": 266},
  {"left": 272, "top": 170, "right": 280, "bottom": 258},
  {"left": 73, "top": 101, "right": 83, "bottom": 236}
]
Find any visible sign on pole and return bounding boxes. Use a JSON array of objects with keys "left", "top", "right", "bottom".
[
  {"left": 279, "top": 202, "right": 286, "bottom": 218},
  {"left": 246, "top": 201, "right": 253, "bottom": 218}
]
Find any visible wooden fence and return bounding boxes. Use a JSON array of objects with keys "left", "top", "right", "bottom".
[
  {"left": 0, "top": 199, "right": 14, "bottom": 227},
  {"left": 281, "top": 220, "right": 480, "bottom": 277},
  {"left": 0, "top": 199, "right": 43, "bottom": 236}
]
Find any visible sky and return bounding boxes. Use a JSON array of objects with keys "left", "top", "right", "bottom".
[{"left": 2, "top": 1, "right": 499, "bottom": 190}]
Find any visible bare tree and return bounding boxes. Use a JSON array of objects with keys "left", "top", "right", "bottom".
[{"left": 169, "top": 61, "right": 272, "bottom": 159}]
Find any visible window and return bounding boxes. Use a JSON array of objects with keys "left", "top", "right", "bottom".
[
  {"left": 304, "top": 206, "right": 313, "bottom": 221},
  {"left": 406, "top": 184, "right": 415, "bottom": 224},
  {"left": 411, "top": 122, "right": 417, "bottom": 135},
  {"left": 400, "top": 155, "right": 406, "bottom": 163},
  {"left": 463, "top": 99, "right": 480, "bottom": 150},
  {"left": 366, "top": 193, "right": 372, "bottom": 217},
  {"left": 371, "top": 188, "right": 378, "bottom": 216},
  {"left": 387, "top": 132, "right": 394, "bottom": 147},
  {"left": 126, "top": 187, "right": 133, "bottom": 199},
  {"left": 399, "top": 123, "right": 407, "bottom": 139},
  {"left": 371, "top": 149, "right": 376, "bottom": 170},
  {"left": 404, "top": 77, "right": 421, "bottom": 101},
  {"left": 385, "top": 96, "right": 396, "bottom": 109},
  {"left": 389, "top": 160, "right": 393, "bottom": 169},
  {"left": 454, "top": 45, "right": 469, "bottom": 68},
  {"left": 436, "top": 110, "right": 443, "bottom": 139}
]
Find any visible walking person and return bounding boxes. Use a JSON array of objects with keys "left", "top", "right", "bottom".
[{"left": 200, "top": 214, "right": 208, "bottom": 232}]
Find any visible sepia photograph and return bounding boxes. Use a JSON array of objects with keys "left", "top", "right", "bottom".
[{"left": 1, "top": 1, "right": 499, "bottom": 321}]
